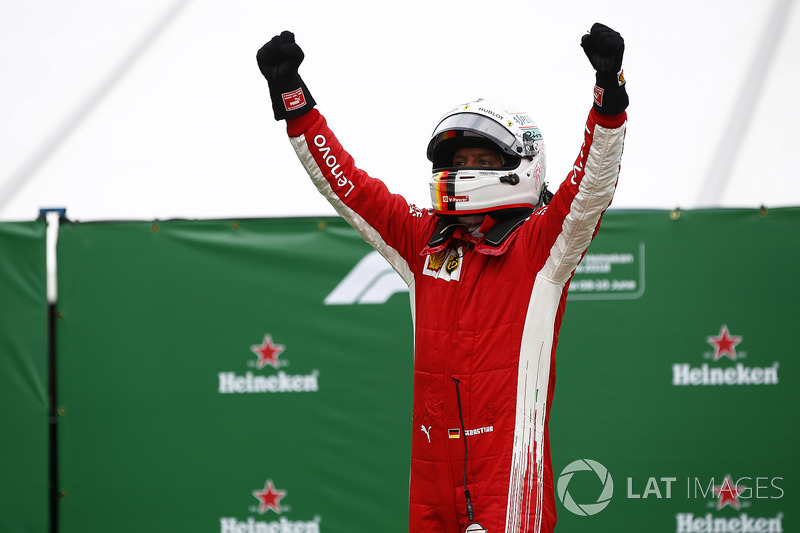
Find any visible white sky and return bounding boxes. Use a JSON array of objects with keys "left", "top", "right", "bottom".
[{"left": 1, "top": 0, "right": 798, "bottom": 222}]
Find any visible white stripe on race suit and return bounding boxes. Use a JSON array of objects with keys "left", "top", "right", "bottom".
[
  {"left": 542, "top": 122, "right": 625, "bottom": 285},
  {"left": 506, "top": 277, "right": 561, "bottom": 533},
  {"left": 290, "top": 134, "right": 414, "bottom": 286},
  {"left": 505, "top": 119, "right": 625, "bottom": 533}
]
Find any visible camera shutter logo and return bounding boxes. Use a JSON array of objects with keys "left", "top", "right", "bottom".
[{"left": 557, "top": 459, "right": 614, "bottom": 516}]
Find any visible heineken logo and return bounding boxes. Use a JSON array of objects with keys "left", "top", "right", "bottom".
[
  {"left": 218, "top": 370, "right": 319, "bottom": 394},
  {"left": 218, "top": 333, "right": 319, "bottom": 394},
  {"left": 706, "top": 325, "right": 743, "bottom": 361},
  {"left": 675, "top": 512, "right": 784, "bottom": 533},
  {"left": 253, "top": 479, "right": 286, "bottom": 514},
  {"left": 672, "top": 325, "right": 780, "bottom": 387},
  {"left": 672, "top": 362, "right": 779, "bottom": 386},
  {"left": 251, "top": 334, "right": 285, "bottom": 369},
  {"left": 218, "top": 478, "right": 322, "bottom": 532}
]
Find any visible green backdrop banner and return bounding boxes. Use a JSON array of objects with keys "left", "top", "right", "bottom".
[
  {"left": 550, "top": 208, "right": 799, "bottom": 532},
  {"left": 55, "top": 218, "right": 413, "bottom": 533},
  {"left": 0, "top": 219, "right": 49, "bottom": 533},
  {"left": 47, "top": 207, "right": 800, "bottom": 532}
]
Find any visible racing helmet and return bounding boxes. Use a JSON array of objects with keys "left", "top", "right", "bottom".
[{"left": 426, "top": 99, "right": 547, "bottom": 215}]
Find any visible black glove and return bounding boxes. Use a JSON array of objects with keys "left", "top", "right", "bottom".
[
  {"left": 256, "top": 31, "right": 316, "bottom": 120},
  {"left": 581, "top": 23, "right": 628, "bottom": 115}
]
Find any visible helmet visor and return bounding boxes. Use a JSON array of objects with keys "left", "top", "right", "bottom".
[{"left": 428, "top": 113, "right": 519, "bottom": 161}]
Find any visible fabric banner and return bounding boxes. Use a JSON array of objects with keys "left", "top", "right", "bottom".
[
  {"left": 55, "top": 218, "right": 413, "bottom": 533},
  {"left": 0, "top": 219, "right": 49, "bottom": 533},
  {"left": 549, "top": 208, "right": 799, "bottom": 532},
  {"left": 51, "top": 208, "right": 799, "bottom": 532}
]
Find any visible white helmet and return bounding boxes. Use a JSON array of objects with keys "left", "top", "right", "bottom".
[{"left": 426, "top": 99, "right": 547, "bottom": 215}]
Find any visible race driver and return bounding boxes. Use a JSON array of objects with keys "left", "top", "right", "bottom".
[{"left": 256, "top": 22, "right": 628, "bottom": 533}]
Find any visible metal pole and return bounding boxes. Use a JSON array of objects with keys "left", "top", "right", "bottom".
[
  {"left": 696, "top": 0, "right": 794, "bottom": 206},
  {"left": 0, "top": 0, "right": 191, "bottom": 214}
]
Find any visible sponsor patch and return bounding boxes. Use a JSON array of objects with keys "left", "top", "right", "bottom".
[
  {"left": 282, "top": 88, "right": 306, "bottom": 111},
  {"left": 593, "top": 85, "right": 604, "bottom": 107},
  {"left": 445, "top": 252, "right": 460, "bottom": 276},
  {"left": 426, "top": 251, "right": 446, "bottom": 273},
  {"left": 423, "top": 247, "right": 463, "bottom": 282},
  {"left": 442, "top": 195, "right": 469, "bottom": 203}
]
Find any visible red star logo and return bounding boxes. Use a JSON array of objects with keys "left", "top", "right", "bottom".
[
  {"left": 706, "top": 325, "right": 742, "bottom": 361},
  {"left": 252, "top": 479, "right": 286, "bottom": 514},
  {"left": 714, "top": 475, "right": 745, "bottom": 510},
  {"left": 251, "top": 334, "right": 285, "bottom": 369}
]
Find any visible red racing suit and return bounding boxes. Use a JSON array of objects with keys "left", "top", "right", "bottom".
[{"left": 285, "top": 107, "right": 627, "bottom": 532}]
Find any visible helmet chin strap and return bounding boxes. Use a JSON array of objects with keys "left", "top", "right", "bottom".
[
  {"left": 455, "top": 215, "right": 486, "bottom": 236},
  {"left": 426, "top": 208, "right": 535, "bottom": 250},
  {"left": 482, "top": 209, "right": 533, "bottom": 248}
]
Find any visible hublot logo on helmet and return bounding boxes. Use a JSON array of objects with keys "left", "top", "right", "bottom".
[{"left": 478, "top": 107, "right": 503, "bottom": 120}]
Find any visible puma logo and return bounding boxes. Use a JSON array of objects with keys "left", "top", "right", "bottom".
[{"left": 421, "top": 425, "right": 432, "bottom": 443}]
